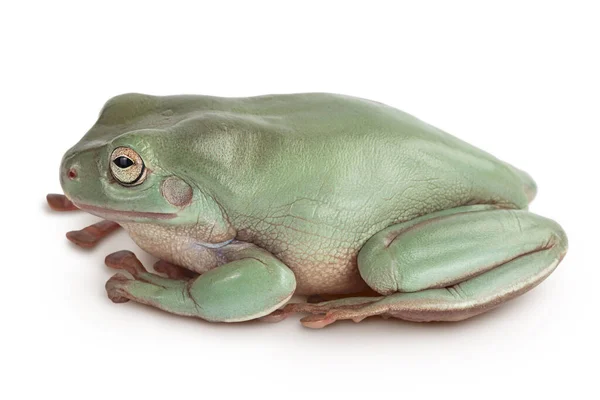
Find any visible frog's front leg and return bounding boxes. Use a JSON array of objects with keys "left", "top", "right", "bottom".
[
  {"left": 282, "top": 205, "right": 568, "bottom": 328},
  {"left": 105, "top": 243, "right": 297, "bottom": 322}
]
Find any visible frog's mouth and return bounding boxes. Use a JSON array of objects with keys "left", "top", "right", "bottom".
[{"left": 73, "top": 202, "right": 177, "bottom": 220}]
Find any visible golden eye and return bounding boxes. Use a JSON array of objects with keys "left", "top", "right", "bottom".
[{"left": 109, "top": 147, "right": 146, "bottom": 185}]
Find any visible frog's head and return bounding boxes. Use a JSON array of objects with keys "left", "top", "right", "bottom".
[{"left": 59, "top": 125, "right": 231, "bottom": 238}]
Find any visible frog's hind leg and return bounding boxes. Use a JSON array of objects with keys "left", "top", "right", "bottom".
[{"left": 286, "top": 206, "right": 568, "bottom": 328}]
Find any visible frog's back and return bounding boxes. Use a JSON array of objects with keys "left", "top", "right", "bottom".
[
  {"left": 166, "top": 92, "right": 532, "bottom": 214},
  {"left": 95, "top": 93, "right": 534, "bottom": 294},
  {"left": 95, "top": 92, "right": 532, "bottom": 212}
]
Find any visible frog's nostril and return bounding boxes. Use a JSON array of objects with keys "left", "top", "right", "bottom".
[{"left": 67, "top": 168, "right": 78, "bottom": 180}]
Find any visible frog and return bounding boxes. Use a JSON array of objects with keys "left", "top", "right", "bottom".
[{"left": 48, "top": 92, "right": 568, "bottom": 328}]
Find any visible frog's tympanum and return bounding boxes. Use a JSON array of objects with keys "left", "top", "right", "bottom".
[{"left": 48, "top": 93, "right": 568, "bottom": 328}]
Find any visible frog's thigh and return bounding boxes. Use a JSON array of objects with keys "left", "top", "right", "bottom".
[
  {"left": 354, "top": 207, "right": 567, "bottom": 320},
  {"left": 107, "top": 246, "right": 297, "bottom": 322}
]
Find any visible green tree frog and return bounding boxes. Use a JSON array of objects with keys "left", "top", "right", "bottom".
[{"left": 48, "top": 93, "right": 567, "bottom": 328}]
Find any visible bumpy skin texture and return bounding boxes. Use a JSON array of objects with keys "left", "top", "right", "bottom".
[{"left": 58, "top": 93, "right": 567, "bottom": 326}]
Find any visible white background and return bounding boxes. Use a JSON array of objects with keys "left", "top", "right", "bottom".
[{"left": 2, "top": 1, "right": 598, "bottom": 399}]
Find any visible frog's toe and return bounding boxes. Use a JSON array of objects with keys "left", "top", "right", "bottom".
[
  {"left": 298, "top": 301, "right": 393, "bottom": 328},
  {"left": 104, "top": 251, "right": 187, "bottom": 289},
  {"left": 299, "top": 309, "right": 372, "bottom": 328},
  {"left": 259, "top": 296, "right": 382, "bottom": 325},
  {"left": 46, "top": 193, "right": 78, "bottom": 211},
  {"left": 286, "top": 296, "right": 380, "bottom": 314},
  {"left": 66, "top": 220, "right": 120, "bottom": 248},
  {"left": 105, "top": 250, "right": 148, "bottom": 277},
  {"left": 47, "top": 193, "right": 120, "bottom": 249},
  {"left": 258, "top": 309, "right": 291, "bottom": 323},
  {"left": 300, "top": 313, "right": 337, "bottom": 329},
  {"left": 103, "top": 258, "right": 196, "bottom": 315},
  {"left": 105, "top": 273, "right": 132, "bottom": 303}
]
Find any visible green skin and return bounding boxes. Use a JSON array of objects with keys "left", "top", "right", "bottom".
[{"left": 59, "top": 93, "right": 568, "bottom": 328}]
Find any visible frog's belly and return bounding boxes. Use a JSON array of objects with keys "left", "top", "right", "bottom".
[
  {"left": 236, "top": 226, "right": 373, "bottom": 295},
  {"left": 120, "top": 222, "right": 369, "bottom": 295},
  {"left": 247, "top": 235, "right": 370, "bottom": 295},
  {"left": 283, "top": 253, "right": 369, "bottom": 295},
  {"left": 119, "top": 222, "right": 225, "bottom": 274}
]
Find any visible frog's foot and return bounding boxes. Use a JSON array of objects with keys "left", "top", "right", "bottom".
[
  {"left": 66, "top": 220, "right": 121, "bottom": 248},
  {"left": 47, "top": 193, "right": 121, "bottom": 248},
  {"left": 293, "top": 302, "right": 411, "bottom": 329},
  {"left": 104, "top": 250, "right": 198, "bottom": 310},
  {"left": 284, "top": 207, "right": 568, "bottom": 328},
  {"left": 105, "top": 251, "right": 182, "bottom": 286},
  {"left": 46, "top": 193, "right": 78, "bottom": 211},
  {"left": 105, "top": 254, "right": 197, "bottom": 302},
  {"left": 261, "top": 290, "right": 381, "bottom": 323},
  {"left": 260, "top": 296, "right": 382, "bottom": 324},
  {"left": 104, "top": 246, "right": 297, "bottom": 322}
]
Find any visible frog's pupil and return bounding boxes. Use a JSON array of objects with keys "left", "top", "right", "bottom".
[{"left": 114, "top": 156, "right": 134, "bottom": 168}]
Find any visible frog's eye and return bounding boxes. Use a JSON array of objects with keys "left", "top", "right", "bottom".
[{"left": 109, "top": 147, "right": 146, "bottom": 186}]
